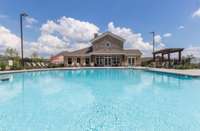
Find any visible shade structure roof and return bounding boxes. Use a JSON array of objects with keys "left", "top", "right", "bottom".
[{"left": 153, "top": 48, "right": 184, "bottom": 55}]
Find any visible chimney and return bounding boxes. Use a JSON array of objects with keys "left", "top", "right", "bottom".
[{"left": 94, "top": 33, "right": 98, "bottom": 38}]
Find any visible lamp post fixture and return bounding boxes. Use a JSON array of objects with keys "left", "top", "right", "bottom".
[{"left": 20, "top": 12, "right": 28, "bottom": 68}]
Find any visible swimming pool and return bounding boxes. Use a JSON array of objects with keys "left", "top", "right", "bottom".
[{"left": 0, "top": 69, "right": 200, "bottom": 130}]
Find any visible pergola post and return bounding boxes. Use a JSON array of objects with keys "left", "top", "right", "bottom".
[
  {"left": 153, "top": 53, "right": 156, "bottom": 61},
  {"left": 178, "top": 51, "right": 182, "bottom": 62},
  {"left": 168, "top": 53, "right": 171, "bottom": 67},
  {"left": 161, "top": 53, "right": 164, "bottom": 62}
]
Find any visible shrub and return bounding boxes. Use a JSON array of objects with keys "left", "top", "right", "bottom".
[
  {"left": 11, "top": 61, "right": 23, "bottom": 70},
  {"left": 0, "top": 62, "right": 6, "bottom": 70},
  {"left": 47, "top": 63, "right": 64, "bottom": 68},
  {"left": 175, "top": 64, "right": 199, "bottom": 69}
]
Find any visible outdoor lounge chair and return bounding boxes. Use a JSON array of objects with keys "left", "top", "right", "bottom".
[
  {"left": 38, "top": 62, "right": 45, "bottom": 67},
  {"left": 37, "top": 62, "right": 42, "bottom": 67},
  {"left": 90, "top": 62, "right": 94, "bottom": 67},
  {"left": 76, "top": 63, "right": 80, "bottom": 67},
  {"left": 44, "top": 63, "right": 48, "bottom": 67},
  {"left": 25, "top": 62, "right": 33, "bottom": 69},
  {"left": 32, "top": 62, "right": 37, "bottom": 68},
  {"left": 71, "top": 62, "right": 75, "bottom": 67},
  {"left": 26, "top": 62, "right": 32, "bottom": 67}
]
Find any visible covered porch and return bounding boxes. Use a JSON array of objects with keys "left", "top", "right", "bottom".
[{"left": 64, "top": 54, "right": 138, "bottom": 67}]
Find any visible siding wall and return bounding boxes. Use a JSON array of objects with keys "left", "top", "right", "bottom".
[{"left": 92, "top": 35, "right": 123, "bottom": 51}]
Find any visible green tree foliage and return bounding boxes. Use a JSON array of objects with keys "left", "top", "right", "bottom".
[{"left": 4, "top": 48, "right": 19, "bottom": 58}]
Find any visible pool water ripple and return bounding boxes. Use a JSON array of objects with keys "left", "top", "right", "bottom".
[{"left": 0, "top": 69, "right": 200, "bottom": 131}]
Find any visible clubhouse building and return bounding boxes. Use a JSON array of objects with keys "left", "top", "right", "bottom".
[{"left": 51, "top": 32, "right": 142, "bottom": 66}]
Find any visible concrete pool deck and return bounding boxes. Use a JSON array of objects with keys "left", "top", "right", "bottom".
[
  {"left": 145, "top": 67, "right": 200, "bottom": 77},
  {"left": 0, "top": 67, "right": 200, "bottom": 77}
]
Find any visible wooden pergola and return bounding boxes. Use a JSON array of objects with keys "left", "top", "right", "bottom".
[{"left": 153, "top": 48, "right": 184, "bottom": 66}]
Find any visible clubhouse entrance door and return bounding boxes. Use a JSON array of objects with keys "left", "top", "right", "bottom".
[
  {"left": 95, "top": 55, "right": 121, "bottom": 66},
  {"left": 104, "top": 56, "right": 112, "bottom": 66}
]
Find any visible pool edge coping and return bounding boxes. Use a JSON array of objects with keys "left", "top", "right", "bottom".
[{"left": 0, "top": 67, "right": 200, "bottom": 77}]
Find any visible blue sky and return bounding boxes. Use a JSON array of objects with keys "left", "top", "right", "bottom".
[{"left": 0, "top": 0, "right": 200, "bottom": 57}]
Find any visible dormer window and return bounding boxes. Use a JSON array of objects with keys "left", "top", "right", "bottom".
[{"left": 105, "top": 42, "right": 111, "bottom": 48}]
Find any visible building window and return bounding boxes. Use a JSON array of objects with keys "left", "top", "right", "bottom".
[
  {"left": 77, "top": 57, "right": 81, "bottom": 64},
  {"left": 85, "top": 58, "right": 90, "bottom": 65},
  {"left": 112, "top": 56, "right": 120, "bottom": 66},
  {"left": 105, "top": 42, "right": 111, "bottom": 48},
  {"left": 68, "top": 58, "right": 72, "bottom": 65}
]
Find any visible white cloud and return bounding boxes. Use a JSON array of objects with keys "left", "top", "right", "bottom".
[
  {"left": 25, "top": 17, "right": 38, "bottom": 24},
  {"left": 5, "top": 17, "right": 200, "bottom": 58},
  {"left": 25, "top": 17, "right": 38, "bottom": 28},
  {"left": 183, "top": 46, "right": 200, "bottom": 57},
  {"left": 0, "top": 14, "right": 8, "bottom": 19},
  {"left": 29, "top": 34, "right": 69, "bottom": 56},
  {"left": 163, "top": 33, "right": 172, "bottom": 38},
  {"left": 154, "top": 35, "right": 162, "bottom": 44},
  {"left": 154, "top": 35, "right": 165, "bottom": 49},
  {"left": 0, "top": 17, "right": 99, "bottom": 57},
  {"left": 192, "top": 8, "right": 200, "bottom": 18},
  {"left": 0, "top": 26, "right": 21, "bottom": 53},
  {"left": 178, "top": 26, "right": 184, "bottom": 30},
  {"left": 34, "top": 17, "right": 99, "bottom": 56}
]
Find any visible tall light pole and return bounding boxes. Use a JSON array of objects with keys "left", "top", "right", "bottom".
[
  {"left": 150, "top": 31, "right": 155, "bottom": 53},
  {"left": 150, "top": 31, "right": 156, "bottom": 61},
  {"left": 20, "top": 12, "right": 28, "bottom": 68}
]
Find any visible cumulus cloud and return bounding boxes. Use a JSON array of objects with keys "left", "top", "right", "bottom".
[
  {"left": 32, "top": 17, "right": 99, "bottom": 56},
  {"left": 1, "top": 17, "right": 199, "bottom": 58},
  {"left": 0, "top": 17, "right": 100, "bottom": 56},
  {"left": 154, "top": 35, "right": 162, "bottom": 43},
  {"left": 0, "top": 14, "right": 8, "bottom": 19},
  {"left": 25, "top": 17, "right": 38, "bottom": 28},
  {"left": 192, "top": 8, "right": 200, "bottom": 18},
  {"left": 183, "top": 46, "right": 200, "bottom": 57},
  {"left": 178, "top": 26, "right": 184, "bottom": 30},
  {"left": 154, "top": 35, "right": 165, "bottom": 49},
  {"left": 0, "top": 26, "right": 21, "bottom": 53},
  {"left": 25, "top": 17, "right": 38, "bottom": 24},
  {"left": 163, "top": 33, "right": 172, "bottom": 38},
  {"left": 29, "top": 34, "right": 68, "bottom": 56}
]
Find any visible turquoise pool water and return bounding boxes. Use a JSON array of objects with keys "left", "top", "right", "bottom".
[{"left": 0, "top": 69, "right": 200, "bottom": 131}]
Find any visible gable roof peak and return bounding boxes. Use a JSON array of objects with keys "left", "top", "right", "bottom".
[{"left": 91, "top": 31, "right": 125, "bottom": 43}]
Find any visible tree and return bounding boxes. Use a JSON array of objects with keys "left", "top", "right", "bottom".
[
  {"left": 184, "top": 55, "right": 194, "bottom": 64},
  {"left": 4, "top": 48, "right": 19, "bottom": 58}
]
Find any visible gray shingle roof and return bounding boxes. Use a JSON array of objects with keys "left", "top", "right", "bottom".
[
  {"left": 62, "top": 48, "right": 142, "bottom": 56},
  {"left": 123, "top": 49, "right": 142, "bottom": 55},
  {"left": 90, "top": 32, "right": 125, "bottom": 43},
  {"left": 64, "top": 47, "right": 93, "bottom": 56}
]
